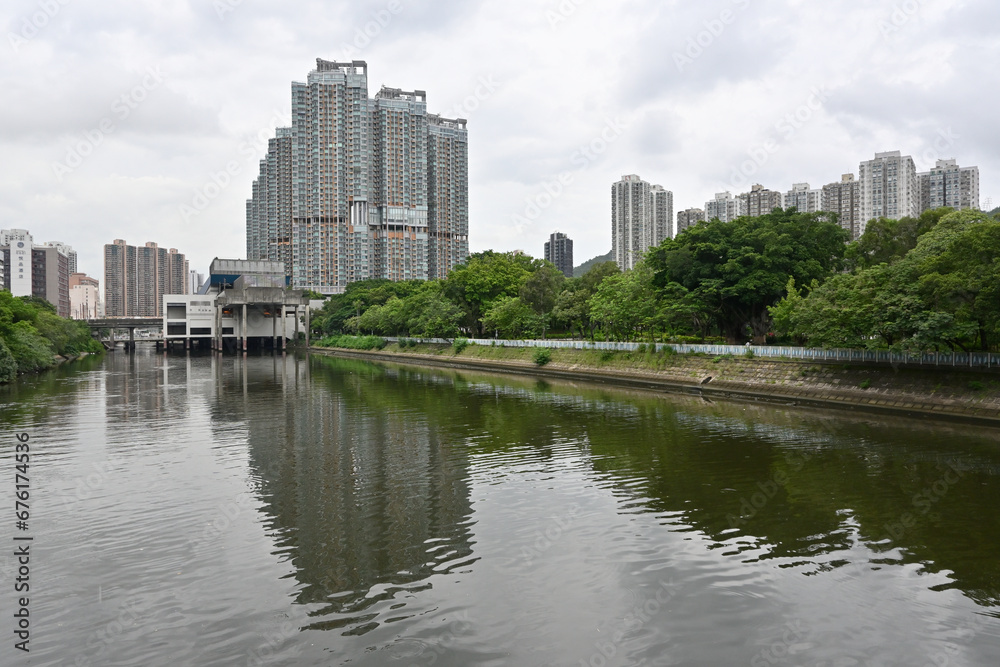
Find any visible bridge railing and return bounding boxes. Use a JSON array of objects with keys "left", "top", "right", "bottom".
[{"left": 377, "top": 337, "right": 999, "bottom": 370}]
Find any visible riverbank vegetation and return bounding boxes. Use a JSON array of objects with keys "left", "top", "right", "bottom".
[
  {"left": 311, "top": 207, "right": 1000, "bottom": 353},
  {"left": 0, "top": 292, "right": 104, "bottom": 383}
]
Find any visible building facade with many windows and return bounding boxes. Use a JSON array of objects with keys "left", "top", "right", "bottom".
[
  {"left": 918, "top": 159, "right": 979, "bottom": 213},
  {"left": 821, "top": 173, "right": 863, "bottom": 239},
  {"left": 859, "top": 151, "right": 918, "bottom": 232},
  {"left": 1, "top": 229, "right": 75, "bottom": 317},
  {"left": 544, "top": 232, "right": 574, "bottom": 278},
  {"left": 104, "top": 239, "right": 187, "bottom": 317},
  {"left": 247, "top": 59, "right": 469, "bottom": 294},
  {"left": 612, "top": 175, "right": 674, "bottom": 271}
]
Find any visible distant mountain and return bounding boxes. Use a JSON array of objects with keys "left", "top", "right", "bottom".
[
  {"left": 989, "top": 206, "right": 1000, "bottom": 217},
  {"left": 574, "top": 250, "right": 613, "bottom": 277}
]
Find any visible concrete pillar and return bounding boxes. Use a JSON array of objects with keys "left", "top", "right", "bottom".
[
  {"left": 242, "top": 304, "right": 248, "bottom": 353},
  {"left": 281, "top": 303, "right": 287, "bottom": 351},
  {"left": 305, "top": 305, "right": 311, "bottom": 349},
  {"left": 294, "top": 305, "right": 299, "bottom": 344},
  {"left": 129, "top": 327, "right": 135, "bottom": 352},
  {"left": 272, "top": 303, "right": 277, "bottom": 353}
]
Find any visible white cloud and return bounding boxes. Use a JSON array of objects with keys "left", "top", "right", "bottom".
[{"left": 1, "top": 0, "right": 996, "bottom": 278}]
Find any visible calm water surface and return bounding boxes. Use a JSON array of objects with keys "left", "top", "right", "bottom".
[{"left": 2, "top": 348, "right": 1000, "bottom": 666}]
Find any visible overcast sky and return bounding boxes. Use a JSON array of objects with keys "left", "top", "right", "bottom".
[{"left": 2, "top": 0, "right": 997, "bottom": 280}]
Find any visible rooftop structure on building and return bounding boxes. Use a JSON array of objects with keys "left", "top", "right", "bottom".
[
  {"left": 544, "top": 232, "right": 574, "bottom": 278},
  {"left": 738, "top": 184, "right": 783, "bottom": 218},
  {"left": 1, "top": 229, "right": 74, "bottom": 316},
  {"left": 247, "top": 59, "right": 468, "bottom": 294},
  {"left": 918, "top": 159, "right": 980, "bottom": 213},
  {"left": 859, "top": 151, "right": 918, "bottom": 232},
  {"left": 704, "top": 192, "right": 744, "bottom": 223},
  {"left": 612, "top": 175, "right": 673, "bottom": 271},
  {"left": 676, "top": 208, "right": 705, "bottom": 236},
  {"left": 783, "top": 183, "right": 823, "bottom": 213}
]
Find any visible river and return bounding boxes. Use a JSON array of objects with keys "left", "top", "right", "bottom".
[{"left": 2, "top": 348, "right": 999, "bottom": 666}]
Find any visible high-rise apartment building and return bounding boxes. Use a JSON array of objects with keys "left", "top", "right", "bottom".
[
  {"left": 918, "top": 159, "right": 980, "bottom": 213},
  {"left": 612, "top": 175, "right": 674, "bottom": 271},
  {"left": 1, "top": 229, "right": 74, "bottom": 316},
  {"left": 428, "top": 115, "right": 469, "bottom": 280},
  {"left": 676, "top": 208, "right": 706, "bottom": 236},
  {"left": 859, "top": 151, "right": 918, "bottom": 232},
  {"left": 822, "top": 174, "right": 862, "bottom": 240},
  {"left": 544, "top": 232, "right": 574, "bottom": 278},
  {"left": 651, "top": 185, "right": 674, "bottom": 245},
  {"left": 248, "top": 59, "right": 469, "bottom": 293},
  {"left": 738, "top": 184, "right": 783, "bottom": 218},
  {"left": 104, "top": 240, "right": 187, "bottom": 317},
  {"left": 783, "top": 183, "right": 823, "bottom": 213},
  {"left": 704, "top": 192, "right": 744, "bottom": 223},
  {"left": 246, "top": 127, "right": 293, "bottom": 282}
]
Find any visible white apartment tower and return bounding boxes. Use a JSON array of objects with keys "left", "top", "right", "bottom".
[
  {"left": 918, "top": 159, "right": 980, "bottom": 213},
  {"left": 822, "top": 174, "right": 862, "bottom": 240},
  {"left": 611, "top": 175, "right": 673, "bottom": 271},
  {"left": 859, "top": 151, "right": 918, "bottom": 232},
  {"left": 783, "top": 183, "right": 823, "bottom": 213},
  {"left": 704, "top": 192, "right": 744, "bottom": 223}
]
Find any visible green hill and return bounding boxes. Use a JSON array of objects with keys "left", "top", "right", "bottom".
[{"left": 574, "top": 250, "right": 613, "bottom": 277}]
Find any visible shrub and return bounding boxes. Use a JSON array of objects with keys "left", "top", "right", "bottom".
[
  {"left": 636, "top": 343, "right": 647, "bottom": 354},
  {"left": 452, "top": 338, "right": 470, "bottom": 354},
  {"left": 969, "top": 380, "right": 985, "bottom": 391},
  {"left": 0, "top": 339, "right": 17, "bottom": 384},
  {"left": 712, "top": 356, "right": 723, "bottom": 364},
  {"left": 744, "top": 348, "right": 755, "bottom": 359},
  {"left": 860, "top": 378, "right": 872, "bottom": 390},
  {"left": 533, "top": 347, "right": 552, "bottom": 366},
  {"left": 599, "top": 350, "right": 614, "bottom": 362},
  {"left": 660, "top": 345, "right": 677, "bottom": 356},
  {"left": 316, "top": 334, "right": 387, "bottom": 351}
]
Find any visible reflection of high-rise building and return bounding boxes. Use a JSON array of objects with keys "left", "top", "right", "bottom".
[
  {"left": 225, "top": 356, "right": 475, "bottom": 634},
  {"left": 248, "top": 59, "right": 469, "bottom": 293},
  {"left": 918, "top": 159, "right": 979, "bottom": 213},
  {"left": 1, "top": 229, "right": 74, "bottom": 316},
  {"left": 544, "top": 232, "right": 573, "bottom": 278},
  {"left": 104, "top": 239, "right": 187, "bottom": 317}
]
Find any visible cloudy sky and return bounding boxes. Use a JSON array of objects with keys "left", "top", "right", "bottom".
[{"left": 2, "top": 0, "right": 997, "bottom": 280}]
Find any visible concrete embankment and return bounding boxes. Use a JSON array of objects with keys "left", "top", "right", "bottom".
[{"left": 310, "top": 344, "right": 1000, "bottom": 427}]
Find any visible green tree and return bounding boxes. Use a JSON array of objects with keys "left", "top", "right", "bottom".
[
  {"left": 444, "top": 252, "right": 534, "bottom": 335},
  {"left": 481, "top": 296, "right": 542, "bottom": 339},
  {"left": 647, "top": 208, "right": 848, "bottom": 342},
  {"left": 845, "top": 207, "right": 952, "bottom": 271},
  {"left": 519, "top": 263, "right": 565, "bottom": 339},
  {"left": 588, "top": 263, "right": 658, "bottom": 341},
  {"left": 553, "top": 261, "right": 619, "bottom": 338}
]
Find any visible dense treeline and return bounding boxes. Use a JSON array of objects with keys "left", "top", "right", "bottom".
[
  {"left": 0, "top": 292, "right": 104, "bottom": 383},
  {"left": 313, "top": 207, "right": 1000, "bottom": 352}
]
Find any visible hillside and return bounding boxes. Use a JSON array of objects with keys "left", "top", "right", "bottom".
[{"left": 573, "top": 250, "right": 613, "bottom": 277}]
